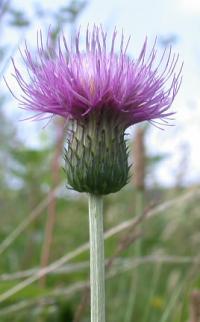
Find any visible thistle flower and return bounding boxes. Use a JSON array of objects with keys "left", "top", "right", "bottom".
[
  {"left": 12, "top": 26, "right": 182, "bottom": 195},
  {"left": 11, "top": 26, "right": 182, "bottom": 322}
]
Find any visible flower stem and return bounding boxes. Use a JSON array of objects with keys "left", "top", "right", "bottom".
[{"left": 88, "top": 193, "right": 105, "bottom": 322}]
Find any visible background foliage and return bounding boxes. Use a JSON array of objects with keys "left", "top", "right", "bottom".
[{"left": 0, "top": 1, "right": 199, "bottom": 321}]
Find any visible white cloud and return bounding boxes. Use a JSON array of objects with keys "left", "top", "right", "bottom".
[{"left": 177, "top": 0, "right": 200, "bottom": 14}]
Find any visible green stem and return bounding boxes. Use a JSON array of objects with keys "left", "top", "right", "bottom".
[{"left": 88, "top": 194, "right": 105, "bottom": 322}]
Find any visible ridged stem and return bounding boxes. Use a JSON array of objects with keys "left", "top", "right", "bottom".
[{"left": 88, "top": 194, "right": 105, "bottom": 322}]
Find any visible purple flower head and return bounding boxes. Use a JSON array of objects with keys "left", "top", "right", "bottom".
[
  {"left": 13, "top": 26, "right": 182, "bottom": 128},
  {"left": 11, "top": 26, "right": 183, "bottom": 195}
]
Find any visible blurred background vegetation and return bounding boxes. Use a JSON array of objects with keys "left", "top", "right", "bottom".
[{"left": 0, "top": 0, "right": 200, "bottom": 321}]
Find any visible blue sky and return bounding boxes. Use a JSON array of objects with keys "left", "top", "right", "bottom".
[{"left": 3, "top": 0, "right": 200, "bottom": 186}]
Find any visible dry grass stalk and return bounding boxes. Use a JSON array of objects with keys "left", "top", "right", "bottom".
[
  {"left": 40, "top": 118, "right": 66, "bottom": 286},
  {"left": 133, "top": 127, "right": 145, "bottom": 191},
  {"left": 190, "top": 291, "right": 200, "bottom": 322}
]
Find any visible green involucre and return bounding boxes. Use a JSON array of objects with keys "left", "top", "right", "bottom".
[{"left": 64, "top": 114, "right": 130, "bottom": 195}]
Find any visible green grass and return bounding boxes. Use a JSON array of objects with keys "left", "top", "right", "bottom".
[{"left": 0, "top": 185, "right": 200, "bottom": 321}]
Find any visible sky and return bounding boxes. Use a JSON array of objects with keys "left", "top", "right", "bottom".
[{"left": 2, "top": 0, "right": 200, "bottom": 186}]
